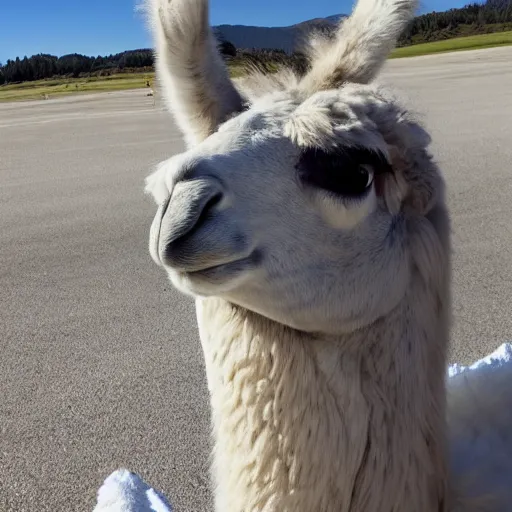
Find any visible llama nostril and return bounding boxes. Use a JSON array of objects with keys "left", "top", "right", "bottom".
[{"left": 194, "top": 192, "right": 222, "bottom": 233}]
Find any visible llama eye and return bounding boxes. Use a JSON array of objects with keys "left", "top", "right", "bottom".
[{"left": 296, "top": 147, "right": 389, "bottom": 198}]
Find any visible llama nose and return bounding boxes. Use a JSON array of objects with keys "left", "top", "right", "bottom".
[{"left": 149, "top": 178, "right": 223, "bottom": 266}]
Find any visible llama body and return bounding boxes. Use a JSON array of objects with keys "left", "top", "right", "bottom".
[{"left": 142, "top": 0, "right": 512, "bottom": 509}]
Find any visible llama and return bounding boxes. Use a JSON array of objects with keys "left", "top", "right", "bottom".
[{"left": 141, "top": 0, "right": 512, "bottom": 510}]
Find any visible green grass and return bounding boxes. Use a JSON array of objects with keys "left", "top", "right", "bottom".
[
  {"left": 0, "top": 65, "right": 263, "bottom": 101},
  {"left": 0, "top": 72, "right": 155, "bottom": 102},
  {"left": 228, "top": 63, "right": 248, "bottom": 79},
  {"left": 228, "top": 61, "right": 281, "bottom": 79},
  {"left": 391, "top": 30, "right": 512, "bottom": 58}
]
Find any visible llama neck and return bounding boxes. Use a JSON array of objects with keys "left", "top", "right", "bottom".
[{"left": 196, "top": 285, "right": 450, "bottom": 512}]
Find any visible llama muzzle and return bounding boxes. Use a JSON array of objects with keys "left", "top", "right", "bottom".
[{"left": 149, "top": 177, "right": 226, "bottom": 270}]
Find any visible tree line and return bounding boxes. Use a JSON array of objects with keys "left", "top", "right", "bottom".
[
  {"left": 0, "top": 50, "right": 155, "bottom": 85},
  {"left": 1, "top": 0, "right": 511, "bottom": 86},
  {"left": 399, "top": 0, "right": 512, "bottom": 44}
]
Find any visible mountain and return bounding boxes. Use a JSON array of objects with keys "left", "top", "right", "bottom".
[{"left": 214, "top": 14, "right": 346, "bottom": 53}]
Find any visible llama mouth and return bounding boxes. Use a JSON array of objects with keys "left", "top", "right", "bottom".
[{"left": 179, "top": 251, "right": 261, "bottom": 282}]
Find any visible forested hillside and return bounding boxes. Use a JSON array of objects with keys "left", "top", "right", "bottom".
[
  {"left": 1, "top": 0, "right": 511, "bottom": 86},
  {"left": 398, "top": 0, "right": 512, "bottom": 44}
]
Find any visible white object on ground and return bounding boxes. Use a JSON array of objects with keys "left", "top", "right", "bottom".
[
  {"left": 447, "top": 342, "right": 512, "bottom": 377},
  {"left": 93, "top": 469, "right": 172, "bottom": 512},
  {"left": 93, "top": 343, "right": 512, "bottom": 511}
]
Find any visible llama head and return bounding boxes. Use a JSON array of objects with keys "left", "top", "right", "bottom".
[{"left": 144, "top": 0, "right": 449, "bottom": 334}]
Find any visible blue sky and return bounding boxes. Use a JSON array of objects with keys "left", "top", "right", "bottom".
[{"left": 1, "top": 0, "right": 470, "bottom": 63}]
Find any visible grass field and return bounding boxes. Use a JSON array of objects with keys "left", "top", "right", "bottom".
[
  {"left": 391, "top": 30, "right": 512, "bottom": 58},
  {"left": 0, "top": 73, "right": 155, "bottom": 102},
  {"left": 1, "top": 31, "right": 512, "bottom": 102}
]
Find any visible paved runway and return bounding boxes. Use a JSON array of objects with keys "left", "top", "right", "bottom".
[{"left": 1, "top": 46, "right": 511, "bottom": 511}]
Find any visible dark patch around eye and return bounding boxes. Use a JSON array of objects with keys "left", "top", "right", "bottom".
[{"left": 295, "top": 146, "right": 392, "bottom": 197}]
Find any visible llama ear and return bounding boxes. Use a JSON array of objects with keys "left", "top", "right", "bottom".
[
  {"left": 146, "top": 0, "right": 244, "bottom": 147},
  {"left": 300, "top": 0, "right": 417, "bottom": 92}
]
